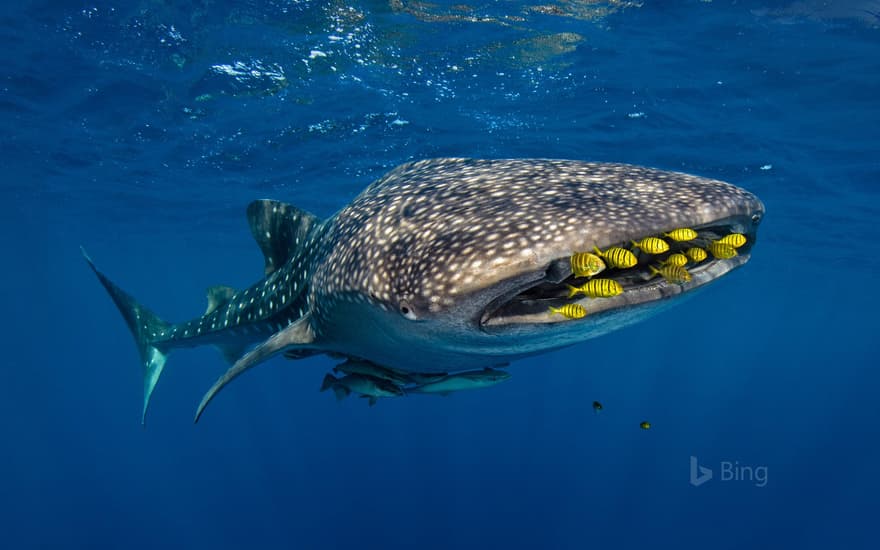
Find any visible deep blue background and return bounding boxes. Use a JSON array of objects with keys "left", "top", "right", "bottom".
[{"left": 2, "top": 1, "right": 879, "bottom": 548}]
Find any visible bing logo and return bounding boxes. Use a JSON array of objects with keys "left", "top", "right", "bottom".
[{"left": 689, "top": 456, "right": 768, "bottom": 487}]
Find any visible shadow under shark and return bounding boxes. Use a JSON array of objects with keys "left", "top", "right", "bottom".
[{"left": 84, "top": 158, "right": 764, "bottom": 424}]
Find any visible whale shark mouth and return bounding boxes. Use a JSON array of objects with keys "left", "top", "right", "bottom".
[{"left": 480, "top": 215, "right": 757, "bottom": 329}]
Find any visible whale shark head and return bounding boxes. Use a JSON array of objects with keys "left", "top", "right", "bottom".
[{"left": 306, "top": 158, "right": 764, "bottom": 371}]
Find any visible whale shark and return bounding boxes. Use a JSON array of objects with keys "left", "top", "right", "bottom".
[{"left": 84, "top": 158, "right": 764, "bottom": 423}]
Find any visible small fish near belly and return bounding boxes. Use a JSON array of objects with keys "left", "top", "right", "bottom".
[
  {"left": 320, "top": 372, "right": 404, "bottom": 406},
  {"left": 406, "top": 368, "right": 512, "bottom": 396}
]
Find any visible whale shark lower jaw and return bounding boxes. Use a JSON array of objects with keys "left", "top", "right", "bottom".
[{"left": 479, "top": 214, "right": 759, "bottom": 329}]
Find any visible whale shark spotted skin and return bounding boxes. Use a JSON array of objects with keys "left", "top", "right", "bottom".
[{"left": 84, "top": 158, "right": 764, "bottom": 423}]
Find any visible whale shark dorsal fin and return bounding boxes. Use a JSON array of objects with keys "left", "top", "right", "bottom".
[
  {"left": 194, "top": 314, "right": 316, "bottom": 422},
  {"left": 247, "top": 199, "right": 321, "bottom": 275},
  {"left": 205, "top": 285, "right": 237, "bottom": 315}
]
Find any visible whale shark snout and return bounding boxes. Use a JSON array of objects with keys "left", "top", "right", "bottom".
[{"left": 84, "top": 158, "right": 764, "bottom": 423}]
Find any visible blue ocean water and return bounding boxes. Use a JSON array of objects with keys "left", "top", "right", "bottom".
[{"left": 2, "top": 1, "right": 879, "bottom": 548}]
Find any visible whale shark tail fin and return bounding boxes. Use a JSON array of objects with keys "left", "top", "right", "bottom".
[{"left": 81, "top": 247, "right": 172, "bottom": 425}]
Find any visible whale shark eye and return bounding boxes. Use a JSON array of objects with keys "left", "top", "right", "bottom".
[
  {"left": 752, "top": 213, "right": 762, "bottom": 223},
  {"left": 399, "top": 300, "right": 418, "bottom": 320}
]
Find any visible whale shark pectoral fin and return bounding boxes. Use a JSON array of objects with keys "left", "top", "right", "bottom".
[
  {"left": 194, "top": 314, "right": 316, "bottom": 423},
  {"left": 247, "top": 199, "right": 321, "bottom": 276}
]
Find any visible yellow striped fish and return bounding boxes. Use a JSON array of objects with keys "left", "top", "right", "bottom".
[
  {"left": 567, "top": 279, "right": 623, "bottom": 299},
  {"left": 685, "top": 247, "right": 707, "bottom": 262},
  {"left": 593, "top": 245, "right": 637, "bottom": 269},
  {"left": 570, "top": 252, "right": 606, "bottom": 278},
  {"left": 663, "top": 253, "right": 688, "bottom": 267},
  {"left": 718, "top": 233, "right": 747, "bottom": 248},
  {"left": 664, "top": 228, "right": 698, "bottom": 241},
  {"left": 708, "top": 241, "right": 738, "bottom": 259},
  {"left": 548, "top": 304, "right": 587, "bottom": 319},
  {"left": 632, "top": 236, "right": 669, "bottom": 254},
  {"left": 649, "top": 264, "right": 692, "bottom": 284}
]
